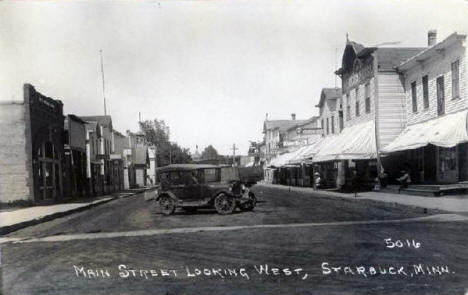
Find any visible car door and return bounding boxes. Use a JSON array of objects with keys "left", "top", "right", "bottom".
[{"left": 181, "top": 170, "right": 202, "bottom": 202}]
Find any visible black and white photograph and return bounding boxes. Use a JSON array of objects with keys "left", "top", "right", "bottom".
[{"left": 1, "top": 0, "right": 468, "bottom": 294}]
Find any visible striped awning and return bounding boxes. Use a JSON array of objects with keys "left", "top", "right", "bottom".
[
  {"left": 313, "top": 120, "right": 377, "bottom": 162},
  {"left": 382, "top": 110, "right": 468, "bottom": 153}
]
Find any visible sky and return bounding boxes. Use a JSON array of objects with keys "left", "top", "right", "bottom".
[{"left": 1, "top": 0, "right": 467, "bottom": 155}]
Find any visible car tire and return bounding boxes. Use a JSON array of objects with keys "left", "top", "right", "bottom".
[
  {"left": 214, "top": 193, "right": 236, "bottom": 215},
  {"left": 159, "top": 195, "right": 175, "bottom": 216},
  {"left": 240, "top": 192, "right": 256, "bottom": 211}
]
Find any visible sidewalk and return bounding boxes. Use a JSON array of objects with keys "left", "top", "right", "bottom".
[
  {"left": 0, "top": 188, "right": 146, "bottom": 235},
  {"left": 258, "top": 183, "right": 468, "bottom": 213}
]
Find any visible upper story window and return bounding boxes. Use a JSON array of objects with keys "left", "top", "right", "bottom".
[
  {"left": 365, "top": 82, "right": 371, "bottom": 113},
  {"left": 346, "top": 93, "right": 351, "bottom": 121},
  {"left": 451, "top": 59, "right": 460, "bottom": 99},
  {"left": 326, "top": 118, "right": 329, "bottom": 135},
  {"left": 331, "top": 115, "right": 335, "bottom": 134},
  {"left": 355, "top": 88, "right": 360, "bottom": 117},
  {"left": 422, "top": 75, "right": 429, "bottom": 109},
  {"left": 411, "top": 81, "right": 417, "bottom": 113}
]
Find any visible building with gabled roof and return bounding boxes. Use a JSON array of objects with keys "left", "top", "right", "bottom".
[
  {"left": 262, "top": 113, "right": 307, "bottom": 163},
  {"left": 382, "top": 31, "right": 468, "bottom": 185},
  {"left": 316, "top": 87, "right": 342, "bottom": 137}
]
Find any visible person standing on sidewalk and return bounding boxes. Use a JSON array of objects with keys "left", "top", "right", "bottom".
[
  {"left": 313, "top": 172, "right": 321, "bottom": 191},
  {"left": 397, "top": 170, "right": 411, "bottom": 193}
]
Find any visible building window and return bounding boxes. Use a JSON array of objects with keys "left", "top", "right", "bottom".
[
  {"left": 355, "top": 88, "right": 360, "bottom": 117},
  {"left": 331, "top": 116, "right": 335, "bottom": 134},
  {"left": 437, "top": 75, "right": 445, "bottom": 116},
  {"left": 326, "top": 118, "right": 329, "bottom": 135},
  {"left": 346, "top": 93, "right": 351, "bottom": 121},
  {"left": 422, "top": 75, "right": 429, "bottom": 109},
  {"left": 451, "top": 60, "right": 460, "bottom": 99},
  {"left": 365, "top": 83, "right": 371, "bottom": 113},
  {"left": 411, "top": 81, "right": 417, "bottom": 113},
  {"left": 321, "top": 119, "right": 324, "bottom": 131}
]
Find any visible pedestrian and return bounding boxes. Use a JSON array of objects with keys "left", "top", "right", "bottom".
[
  {"left": 379, "top": 167, "right": 388, "bottom": 188},
  {"left": 313, "top": 172, "right": 321, "bottom": 191},
  {"left": 397, "top": 170, "right": 411, "bottom": 193}
]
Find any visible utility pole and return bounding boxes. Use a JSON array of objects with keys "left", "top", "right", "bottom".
[
  {"left": 231, "top": 143, "right": 238, "bottom": 166},
  {"left": 100, "top": 49, "right": 107, "bottom": 116},
  {"left": 334, "top": 47, "right": 338, "bottom": 88}
]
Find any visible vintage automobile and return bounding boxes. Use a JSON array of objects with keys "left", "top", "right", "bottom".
[{"left": 153, "top": 164, "right": 257, "bottom": 215}]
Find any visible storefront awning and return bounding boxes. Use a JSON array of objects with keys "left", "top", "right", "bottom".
[
  {"left": 382, "top": 110, "right": 468, "bottom": 153},
  {"left": 288, "top": 145, "right": 311, "bottom": 164},
  {"left": 313, "top": 120, "right": 376, "bottom": 162},
  {"left": 299, "top": 137, "right": 327, "bottom": 161},
  {"left": 269, "top": 148, "right": 303, "bottom": 167}
]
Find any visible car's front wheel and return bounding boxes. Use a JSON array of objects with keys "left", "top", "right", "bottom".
[
  {"left": 240, "top": 192, "right": 256, "bottom": 211},
  {"left": 159, "top": 195, "right": 175, "bottom": 215},
  {"left": 214, "top": 193, "right": 236, "bottom": 215}
]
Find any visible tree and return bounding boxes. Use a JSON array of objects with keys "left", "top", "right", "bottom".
[
  {"left": 201, "top": 145, "right": 219, "bottom": 161},
  {"left": 139, "top": 119, "right": 192, "bottom": 166}
]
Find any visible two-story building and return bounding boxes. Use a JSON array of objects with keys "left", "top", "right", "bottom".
[
  {"left": 81, "top": 116, "right": 116, "bottom": 194},
  {"left": 263, "top": 114, "right": 308, "bottom": 183},
  {"left": 317, "top": 88, "right": 343, "bottom": 137},
  {"left": 64, "top": 114, "right": 87, "bottom": 199},
  {"left": 83, "top": 120, "right": 103, "bottom": 196},
  {"left": 382, "top": 32, "right": 468, "bottom": 184},
  {"left": 263, "top": 114, "right": 307, "bottom": 162},
  {"left": 313, "top": 38, "right": 425, "bottom": 190}
]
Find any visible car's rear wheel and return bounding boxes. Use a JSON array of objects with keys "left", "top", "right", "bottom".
[
  {"left": 159, "top": 195, "right": 175, "bottom": 215},
  {"left": 214, "top": 193, "right": 235, "bottom": 215},
  {"left": 240, "top": 192, "right": 256, "bottom": 211}
]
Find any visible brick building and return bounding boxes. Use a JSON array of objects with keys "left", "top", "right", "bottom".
[{"left": 0, "top": 84, "right": 65, "bottom": 204}]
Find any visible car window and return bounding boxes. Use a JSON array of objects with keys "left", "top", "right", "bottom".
[
  {"left": 183, "top": 170, "right": 199, "bottom": 185},
  {"left": 170, "top": 171, "right": 185, "bottom": 185},
  {"left": 203, "top": 168, "right": 219, "bottom": 183}
]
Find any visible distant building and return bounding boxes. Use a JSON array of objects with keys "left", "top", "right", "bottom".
[
  {"left": 147, "top": 146, "right": 157, "bottom": 185},
  {"left": 262, "top": 113, "right": 307, "bottom": 163},
  {"left": 80, "top": 115, "right": 120, "bottom": 194},
  {"left": 126, "top": 131, "right": 151, "bottom": 188},
  {"left": 316, "top": 88, "right": 342, "bottom": 137},
  {"left": 0, "top": 84, "right": 65, "bottom": 204},
  {"left": 64, "top": 114, "right": 87, "bottom": 199},
  {"left": 192, "top": 145, "right": 202, "bottom": 163},
  {"left": 83, "top": 121, "right": 103, "bottom": 196}
]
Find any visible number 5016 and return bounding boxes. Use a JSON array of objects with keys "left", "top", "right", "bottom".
[{"left": 384, "top": 238, "right": 421, "bottom": 249}]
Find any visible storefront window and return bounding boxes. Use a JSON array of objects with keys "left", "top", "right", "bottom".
[{"left": 439, "top": 147, "right": 457, "bottom": 172}]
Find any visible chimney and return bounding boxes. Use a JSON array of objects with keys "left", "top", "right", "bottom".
[
  {"left": 291, "top": 113, "right": 296, "bottom": 120},
  {"left": 428, "top": 30, "right": 437, "bottom": 46}
]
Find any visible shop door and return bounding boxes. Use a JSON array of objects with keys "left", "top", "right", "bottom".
[
  {"left": 437, "top": 146, "right": 458, "bottom": 183},
  {"left": 458, "top": 143, "right": 468, "bottom": 181},
  {"left": 436, "top": 76, "right": 445, "bottom": 116},
  {"left": 424, "top": 145, "right": 436, "bottom": 183},
  {"left": 35, "top": 142, "right": 62, "bottom": 202}
]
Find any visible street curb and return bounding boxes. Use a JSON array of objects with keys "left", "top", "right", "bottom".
[
  {"left": 255, "top": 184, "right": 443, "bottom": 213},
  {"left": 0, "top": 190, "right": 145, "bottom": 236}
]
